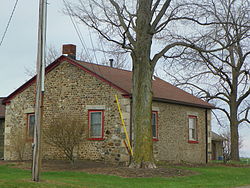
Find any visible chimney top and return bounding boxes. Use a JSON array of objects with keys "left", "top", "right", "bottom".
[
  {"left": 62, "top": 44, "right": 76, "bottom": 59},
  {"left": 109, "top": 59, "right": 114, "bottom": 68}
]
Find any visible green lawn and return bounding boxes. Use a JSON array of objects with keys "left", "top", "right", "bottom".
[
  {"left": 210, "top": 158, "right": 250, "bottom": 165},
  {"left": 0, "top": 164, "right": 250, "bottom": 188}
]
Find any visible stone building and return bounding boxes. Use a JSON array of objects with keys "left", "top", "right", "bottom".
[
  {"left": 211, "top": 131, "right": 224, "bottom": 160},
  {"left": 3, "top": 44, "right": 214, "bottom": 164},
  {"left": 0, "top": 97, "right": 5, "bottom": 159}
]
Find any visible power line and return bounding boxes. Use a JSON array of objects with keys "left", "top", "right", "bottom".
[
  {"left": 0, "top": 0, "right": 19, "bottom": 47},
  {"left": 87, "top": 27, "right": 99, "bottom": 64},
  {"left": 63, "top": 0, "right": 106, "bottom": 77},
  {"left": 63, "top": 0, "right": 108, "bottom": 91},
  {"left": 62, "top": 0, "right": 92, "bottom": 62},
  {"left": 98, "top": 35, "right": 108, "bottom": 64}
]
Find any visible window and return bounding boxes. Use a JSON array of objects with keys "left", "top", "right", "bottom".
[
  {"left": 152, "top": 111, "right": 158, "bottom": 141},
  {"left": 188, "top": 115, "right": 198, "bottom": 143},
  {"left": 88, "top": 110, "right": 104, "bottom": 140},
  {"left": 27, "top": 113, "right": 35, "bottom": 138}
]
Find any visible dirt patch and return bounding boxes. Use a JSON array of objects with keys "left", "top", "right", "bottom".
[
  {"left": 82, "top": 167, "right": 194, "bottom": 178},
  {"left": 0, "top": 160, "right": 197, "bottom": 178}
]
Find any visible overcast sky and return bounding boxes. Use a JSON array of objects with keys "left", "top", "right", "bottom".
[
  {"left": 0, "top": 0, "right": 249, "bottom": 157},
  {"left": 0, "top": 0, "right": 89, "bottom": 97}
]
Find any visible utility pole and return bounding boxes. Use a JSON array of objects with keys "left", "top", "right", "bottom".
[{"left": 32, "top": 0, "right": 47, "bottom": 182}]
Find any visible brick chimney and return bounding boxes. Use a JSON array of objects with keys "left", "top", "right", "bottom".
[{"left": 62, "top": 44, "right": 76, "bottom": 59}]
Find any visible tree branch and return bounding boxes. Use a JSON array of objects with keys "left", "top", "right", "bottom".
[
  {"left": 109, "top": 0, "right": 135, "bottom": 46},
  {"left": 237, "top": 88, "right": 250, "bottom": 107},
  {"left": 238, "top": 107, "right": 250, "bottom": 124},
  {"left": 151, "top": 0, "right": 171, "bottom": 32},
  {"left": 214, "top": 106, "right": 231, "bottom": 121}
]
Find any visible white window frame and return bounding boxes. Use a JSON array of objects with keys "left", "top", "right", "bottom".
[{"left": 188, "top": 115, "right": 198, "bottom": 142}]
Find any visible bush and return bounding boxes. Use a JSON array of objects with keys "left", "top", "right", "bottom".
[
  {"left": 43, "top": 115, "right": 83, "bottom": 164},
  {"left": 11, "top": 127, "right": 27, "bottom": 161}
]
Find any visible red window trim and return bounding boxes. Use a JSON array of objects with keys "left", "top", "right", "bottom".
[
  {"left": 26, "top": 113, "right": 35, "bottom": 142},
  {"left": 188, "top": 115, "right": 198, "bottom": 144},
  {"left": 188, "top": 140, "right": 199, "bottom": 144},
  {"left": 152, "top": 111, "right": 159, "bottom": 141},
  {"left": 88, "top": 110, "right": 104, "bottom": 140}
]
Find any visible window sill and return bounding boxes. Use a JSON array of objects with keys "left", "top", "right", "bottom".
[
  {"left": 188, "top": 140, "right": 199, "bottom": 144},
  {"left": 87, "top": 138, "right": 105, "bottom": 141}
]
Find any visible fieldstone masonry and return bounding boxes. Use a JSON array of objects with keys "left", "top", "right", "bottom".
[
  {"left": 151, "top": 101, "right": 211, "bottom": 163},
  {"left": 4, "top": 60, "right": 211, "bottom": 164}
]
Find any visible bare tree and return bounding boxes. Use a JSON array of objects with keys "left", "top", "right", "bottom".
[
  {"left": 164, "top": 0, "right": 250, "bottom": 161},
  {"left": 43, "top": 115, "right": 83, "bottom": 164},
  {"left": 220, "top": 129, "right": 243, "bottom": 162},
  {"left": 25, "top": 45, "right": 94, "bottom": 77},
  {"left": 45, "top": 45, "right": 60, "bottom": 65},
  {"left": 63, "top": 0, "right": 237, "bottom": 168},
  {"left": 46, "top": 45, "right": 94, "bottom": 65},
  {"left": 102, "top": 52, "right": 130, "bottom": 69}
]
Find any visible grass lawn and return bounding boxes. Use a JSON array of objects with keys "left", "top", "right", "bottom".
[
  {"left": 211, "top": 158, "right": 250, "bottom": 165},
  {"left": 0, "top": 164, "right": 250, "bottom": 188}
]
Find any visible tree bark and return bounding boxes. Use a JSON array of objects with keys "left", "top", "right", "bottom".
[
  {"left": 130, "top": 55, "right": 155, "bottom": 168},
  {"left": 129, "top": 0, "right": 156, "bottom": 168},
  {"left": 230, "top": 117, "right": 239, "bottom": 161},
  {"left": 230, "top": 67, "right": 240, "bottom": 161}
]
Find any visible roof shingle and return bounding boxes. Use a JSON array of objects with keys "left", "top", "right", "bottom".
[
  {"left": 74, "top": 59, "right": 213, "bottom": 109},
  {"left": 3, "top": 56, "right": 213, "bottom": 109}
]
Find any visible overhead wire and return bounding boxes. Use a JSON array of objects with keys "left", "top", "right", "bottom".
[
  {"left": 87, "top": 27, "right": 99, "bottom": 65},
  {"left": 77, "top": 0, "right": 109, "bottom": 66},
  {"left": 77, "top": 0, "right": 100, "bottom": 65},
  {"left": 0, "top": 0, "right": 20, "bottom": 47},
  {"left": 86, "top": 1, "right": 130, "bottom": 145},
  {"left": 63, "top": 0, "right": 114, "bottom": 130},
  {"left": 62, "top": 0, "right": 109, "bottom": 93},
  {"left": 63, "top": 0, "right": 130, "bottom": 155},
  {"left": 98, "top": 33, "right": 108, "bottom": 65},
  {"left": 62, "top": 0, "right": 92, "bottom": 62}
]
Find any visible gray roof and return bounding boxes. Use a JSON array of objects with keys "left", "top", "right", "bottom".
[{"left": 211, "top": 131, "right": 225, "bottom": 141}]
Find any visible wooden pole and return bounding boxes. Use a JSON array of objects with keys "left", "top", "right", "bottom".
[{"left": 32, "top": 0, "right": 47, "bottom": 182}]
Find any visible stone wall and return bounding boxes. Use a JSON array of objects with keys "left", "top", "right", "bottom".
[
  {"left": 4, "top": 61, "right": 130, "bottom": 163},
  {"left": 207, "top": 112, "right": 212, "bottom": 161},
  {"left": 4, "top": 60, "right": 211, "bottom": 164},
  {"left": 0, "top": 118, "right": 4, "bottom": 158},
  {"left": 152, "top": 102, "right": 211, "bottom": 164}
]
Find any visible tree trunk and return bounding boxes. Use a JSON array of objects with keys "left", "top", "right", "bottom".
[
  {"left": 130, "top": 57, "right": 155, "bottom": 168},
  {"left": 230, "top": 120, "right": 239, "bottom": 161},
  {"left": 229, "top": 98, "right": 240, "bottom": 161},
  {"left": 230, "top": 66, "right": 240, "bottom": 161},
  {"left": 129, "top": 0, "right": 156, "bottom": 168}
]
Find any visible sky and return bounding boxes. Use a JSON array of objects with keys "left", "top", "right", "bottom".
[{"left": 0, "top": 0, "right": 249, "bottom": 157}]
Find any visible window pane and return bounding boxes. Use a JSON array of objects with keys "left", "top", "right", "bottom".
[
  {"left": 189, "top": 118, "right": 194, "bottom": 129},
  {"left": 90, "top": 112, "right": 102, "bottom": 137},
  {"left": 29, "top": 114, "right": 35, "bottom": 137},
  {"left": 152, "top": 113, "right": 156, "bottom": 138},
  {"left": 188, "top": 116, "right": 197, "bottom": 141},
  {"left": 192, "top": 129, "right": 196, "bottom": 140},
  {"left": 189, "top": 128, "right": 193, "bottom": 140}
]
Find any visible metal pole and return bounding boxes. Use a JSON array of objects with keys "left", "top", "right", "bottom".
[{"left": 32, "top": 0, "right": 47, "bottom": 182}]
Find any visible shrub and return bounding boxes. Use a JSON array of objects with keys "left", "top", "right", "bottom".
[
  {"left": 11, "top": 127, "right": 27, "bottom": 161},
  {"left": 43, "top": 115, "right": 83, "bottom": 164}
]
